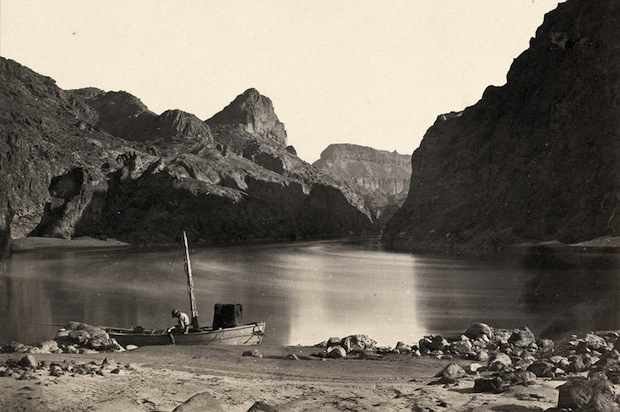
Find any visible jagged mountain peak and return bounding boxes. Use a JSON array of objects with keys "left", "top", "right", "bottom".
[{"left": 206, "top": 88, "right": 287, "bottom": 149}]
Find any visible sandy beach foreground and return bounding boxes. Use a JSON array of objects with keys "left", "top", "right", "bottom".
[{"left": 0, "top": 342, "right": 570, "bottom": 412}]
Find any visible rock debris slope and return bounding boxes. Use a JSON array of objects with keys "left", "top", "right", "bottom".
[{"left": 384, "top": 0, "right": 620, "bottom": 251}]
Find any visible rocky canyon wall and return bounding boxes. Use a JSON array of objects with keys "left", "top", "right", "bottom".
[
  {"left": 384, "top": 0, "right": 620, "bottom": 251},
  {"left": 0, "top": 58, "right": 373, "bottom": 246}
]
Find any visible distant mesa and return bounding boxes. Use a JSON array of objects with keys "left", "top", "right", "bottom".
[{"left": 313, "top": 144, "right": 411, "bottom": 227}]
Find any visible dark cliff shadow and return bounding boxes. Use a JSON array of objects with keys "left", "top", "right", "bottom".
[{"left": 520, "top": 245, "right": 620, "bottom": 339}]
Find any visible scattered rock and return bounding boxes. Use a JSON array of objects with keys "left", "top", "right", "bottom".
[
  {"left": 475, "top": 349, "right": 490, "bottom": 362},
  {"left": 466, "top": 363, "right": 482, "bottom": 374},
  {"left": 0, "top": 341, "right": 25, "bottom": 353},
  {"left": 18, "top": 355, "right": 37, "bottom": 369},
  {"left": 49, "top": 364, "right": 63, "bottom": 377},
  {"left": 419, "top": 335, "right": 448, "bottom": 352},
  {"left": 37, "top": 340, "right": 59, "bottom": 353},
  {"left": 242, "top": 349, "right": 263, "bottom": 358},
  {"left": 430, "top": 362, "right": 466, "bottom": 384},
  {"left": 54, "top": 322, "right": 123, "bottom": 353},
  {"left": 527, "top": 360, "right": 555, "bottom": 378},
  {"left": 508, "top": 327, "right": 536, "bottom": 348},
  {"left": 488, "top": 353, "right": 512, "bottom": 371},
  {"left": 582, "top": 333, "right": 609, "bottom": 352},
  {"left": 327, "top": 346, "right": 347, "bottom": 359},
  {"left": 341, "top": 335, "right": 377, "bottom": 352},
  {"left": 247, "top": 400, "right": 280, "bottom": 412},
  {"left": 326, "top": 337, "right": 341, "bottom": 347},
  {"left": 474, "top": 376, "right": 505, "bottom": 393},
  {"left": 568, "top": 354, "right": 588, "bottom": 373},
  {"left": 451, "top": 337, "right": 473, "bottom": 355},
  {"left": 464, "top": 322, "right": 492, "bottom": 339},
  {"left": 394, "top": 341, "right": 412, "bottom": 353},
  {"left": 172, "top": 391, "right": 224, "bottom": 412},
  {"left": 536, "top": 338, "right": 555, "bottom": 354}
]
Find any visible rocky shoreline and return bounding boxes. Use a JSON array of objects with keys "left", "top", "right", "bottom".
[{"left": 1, "top": 321, "right": 619, "bottom": 411}]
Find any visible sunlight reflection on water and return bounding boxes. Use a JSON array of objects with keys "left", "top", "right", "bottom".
[{"left": 1, "top": 238, "right": 618, "bottom": 346}]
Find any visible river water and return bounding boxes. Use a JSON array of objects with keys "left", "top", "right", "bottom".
[{"left": 1, "top": 237, "right": 618, "bottom": 347}]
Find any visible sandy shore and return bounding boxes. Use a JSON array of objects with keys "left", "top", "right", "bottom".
[
  {"left": 0, "top": 343, "right": 568, "bottom": 412},
  {"left": 10, "top": 236, "right": 130, "bottom": 251}
]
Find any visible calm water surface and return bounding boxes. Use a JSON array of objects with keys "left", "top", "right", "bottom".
[{"left": 1, "top": 237, "right": 618, "bottom": 346}]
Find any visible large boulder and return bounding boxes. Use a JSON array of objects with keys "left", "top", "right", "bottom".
[
  {"left": 419, "top": 335, "right": 448, "bottom": 352},
  {"left": 582, "top": 333, "right": 609, "bottom": 352},
  {"left": 557, "top": 373, "right": 617, "bottom": 412},
  {"left": 488, "top": 353, "right": 513, "bottom": 371},
  {"left": 508, "top": 326, "right": 536, "bottom": 348},
  {"left": 18, "top": 355, "right": 37, "bottom": 369},
  {"left": 341, "top": 335, "right": 377, "bottom": 353},
  {"left": 54, "top": 322, "right": 122, "bottom": 352},
  {"left": 464, "top": 323, "right": 492, "bottom": 339},
  {"left": 327, "top": 346, "right": 347, "bottom": 359}
]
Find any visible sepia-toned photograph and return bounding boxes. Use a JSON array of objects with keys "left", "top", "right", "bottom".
[{"left": 1, "top": 1, "right": 618, "bottom": 410}]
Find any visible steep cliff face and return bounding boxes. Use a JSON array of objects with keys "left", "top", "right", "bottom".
[
  {"left": 1, "top": 58, "right": 373, "bottom": 245},
  {"left": 384, "top": 0, "right": 620, "bottom": 250},
  {"left": 313, "top": 144, "right": 411, "bottom": 226},
  {"left": 0, "top": 58, "right": 126, "bottom": 241}
]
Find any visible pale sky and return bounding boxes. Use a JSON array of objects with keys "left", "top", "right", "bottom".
[{"left": 1, "top": 1, "right": 563, "bottom": 163}]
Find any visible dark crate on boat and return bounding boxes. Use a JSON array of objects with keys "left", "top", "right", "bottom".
[{"left": 213, "top": 304, "right": 243, "bottom": 329}]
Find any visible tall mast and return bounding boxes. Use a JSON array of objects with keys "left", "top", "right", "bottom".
[{"left": 183, "top": 231, "right": 199, "bottom": 330}]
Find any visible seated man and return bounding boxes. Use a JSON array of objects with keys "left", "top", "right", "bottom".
[{"left": 169, "top": 308, "right": 190, "bottom": 335}]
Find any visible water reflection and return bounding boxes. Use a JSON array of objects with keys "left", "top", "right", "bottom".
[
  {"left": 0, "top": 239, "right": 618, "bottom": 346},
  {"left": 520, "top": 246, "right": 620, "bottom": 339}
]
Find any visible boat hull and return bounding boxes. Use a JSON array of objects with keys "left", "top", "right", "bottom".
[{"left": 107, "top": 322, "right": 266, "bottom": 347}]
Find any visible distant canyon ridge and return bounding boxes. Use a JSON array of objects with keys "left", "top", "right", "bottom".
[
  {"left": 313, "top": 144, "right": 411, "bottom": 227},
  {"left": 0, "top": 0, "right": 618, "bottom": 255}
]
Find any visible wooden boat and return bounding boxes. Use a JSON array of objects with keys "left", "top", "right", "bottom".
[{"left": 106, "top": 232, "right": 266, "bottom": 346}]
